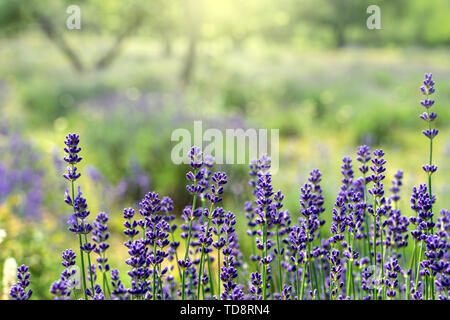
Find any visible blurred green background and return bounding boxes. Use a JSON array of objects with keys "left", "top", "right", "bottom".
[{"left": 0, "top": 0, "right": 449, "bottom": 299}]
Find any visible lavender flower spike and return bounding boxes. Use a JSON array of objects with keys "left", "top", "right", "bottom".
[
  {"left": 62, "top": 132, "right": 95, "bottom": 299},
  {"left": 10, "top": 265, "right": 33, "bottom": 300},
  {"left": 419, "top": 73, "right": 438, "bottom": 229}
]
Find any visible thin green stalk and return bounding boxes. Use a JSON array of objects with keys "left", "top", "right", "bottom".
[
  {"left": 300, "top": 225, "right": 313, "bottom": 300},
  {"left": 165, "top": 211, "right": 182, "bottom": 281},
  {"left": 181, "top": 268, "right": 187, "bottom": 300},
  {"left": 77, "top": 234, "right": 87, "bottom": 299},
  {"left": 84, "top": 247, "right": 96, "bottom": 295},
  {"left": 425, "top": 91, "right": 434, "bottom": 232},
  {"left": 183, "top": 207, "right": 196, "bottom": 259},
  {"left": 311, "top": 257, "right": 320, "bottom": 299},
  {"left": 307, "top": 240, "right": 318, "bottom": 299},
  {"left": 380, "top": 219, "right": 386, "bottom": 300},
  {"left": 70, "top": 174, "right": 88, "bottom": 300},
  {"left": 346, "top": 234, "right": 355, "bottom": 299},
  {"left": 69, "top": 162, "right": 95, "bottom": 297},
  {"left": 431, "top": 275, "right": 435, "bottom": 300},
  {"left": 197, "top": 251, "right": 205, "bottom": 300},
  {"left": 251, "top": 234, "right": 258, "bottom": 272},
  {"left": 406, "top": 241, "right": 417, "bottom": 300},
  {"left": 328, "top": 243, "right": 335, "bottom": 300},
  {"left": 319, "top": 258, "right": 327, "bottom": 299},
  {"left": 181, "top": 191, "right": 196, "bottom": 300},
  {"left": 152, "top": 223, "right": 158, "bottom": 300},
  {"left": 169, "top": 230, "right": 183, "bottom": 280},
  {"left": 276, "top": 226, "right": 283, "bottom": 293},
  {"left": 372, "top": 201, "right": 378, "bottom": 300},
  {"left": 197, "top": 202, "right": 214, "bottom": 299},
  {"left": 295, "top": 263, "right": 300, "bottom": 300},
  {"left": 363, "top": 173, "right": 373, "bottom": 267},
  {"left": 414, "top": 240, "right": 424, "bottom": 293},
  {"left": 158, "top": 264, "right": 164, "bottom": 300},
  {"left": 217, "top": 236, "right": 222, "bottom": 298},
  {"left": 300, "top": 261, "right": 307, "bottom": 300},
  {"left": 262, "top": 221, "right": 268, "bottom": 300},
  {"left": 181, "top": 218, "right": 193, "bottom": 300},
  {"left": 207, "top": 254, "right": 215, "bottom": 298},
  {"left": 99, "top": 251, "right": 111, "bottom": 299}
]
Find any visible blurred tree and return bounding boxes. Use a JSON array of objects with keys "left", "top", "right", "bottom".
[
  {"left": 145, "top": 0, "right": 182, "bottom": 57},
  {"left": 298, "top": 0, "right": 369, "bottom": 48},
  {"left": 0, "top": 0, "right": 85, "bottom": 71},
  {"left": 91, "top": 1, "right": 146, "bottom": 70},
  {"left": 179, "top": 0, "right": 202, "bottom": 88},
  {"left": 0, "top": 0, "right": 153, "bottom": 72}
]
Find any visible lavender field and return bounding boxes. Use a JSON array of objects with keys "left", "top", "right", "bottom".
[{"left": 0, "top": 0, "right": 450, "bottom": 301}]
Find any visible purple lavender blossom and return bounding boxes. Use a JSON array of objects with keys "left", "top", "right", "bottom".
[
  {"left": 93, "top": 212, "right": 111, "bottom": 297},
  {"left": 110, "top": 269, "right": 130, "bottom": 300},
  {"left": 220, "top": 211, "right": 242, "bottom": 300},
  {"left": 389, "top": 170, "right": 403, "bottom": 204},
  {"left": 385, "top": 258, "right": 400, "bottom": 298},
  {"left": 53, "top": 249, "right": 78, "bottom": 300},
  {"left": 10, "top": 265, "right": 33, "bottom": 300},
  {"left": 50, "top": 280, "right": 70, "bottom": 300}
]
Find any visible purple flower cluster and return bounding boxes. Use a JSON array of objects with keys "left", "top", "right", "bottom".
[
  {"left": 11, "top": 72, "right": 448, "bottom": 300},
  {"left": 50, "top": 249, "right": 77, "bottom": 300},
  {"left": 10, "top": 265, "right": 33, "bottom": 300},
  {"left": 0, "top": 126, "right": 44, "bottom": 219}
]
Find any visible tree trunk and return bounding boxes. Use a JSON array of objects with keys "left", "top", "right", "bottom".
[
  {"left": 161, "top": 35, "right": 173, "bottom": 58},
  {"left": 33, "top": 10, "right": 84, "bottom": 72},
  {"left": 179, "top": 0, "right": 199, "bottom": 88},
  {"left": 334, "top": 26, "right": 345, "bottom": 48},
  {"left": 95, "top": 14, "right": 143, "bottom": 70},
  {"left": 180, "top": 36, "right": 196, "bottom": 87}
]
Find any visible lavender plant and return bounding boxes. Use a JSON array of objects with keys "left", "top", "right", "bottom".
[{"left": 7, "top": 73, "right": 449, "bottom": 301}]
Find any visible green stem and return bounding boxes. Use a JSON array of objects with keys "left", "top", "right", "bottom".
[
  {"left": 197, "top": 249, "right": 205, "bottom": 300},
  {"left": 181, "top": 269, "right": 186, "bottom": 300},
  {"left": 372, "top": 204, "right": 378, "bottom": 300},
  {"left": 431, "top": 275, "right": 435, "bottom": 300},
  {"left": 319, "top": 258, "right": 327, "bottom": 299},
  {"left": 414, "top": 240, "right": 424, "bottom": 293},
  {"left": 169, "top": 230, "right": 183, "bottom": 280},
  {"left": 346, "top": 234, "right": 355, "bottom": 299},
  {"left": 181, "top": 190, "right": 196, "bottom": 300},
  {"left": 406, "top": 241, "right": 417, "bottom": 300},
  {"left": 77, "top": 234, "right": 87, "bottom": 299},
  {"left": 70, "top": 174, "right": 88, "bottom": 300},
  {"left": 300, "top": 261, "right": 307, "bottom": 300},
  {"left": 84, "top": 248, "right": 95, "bottom": 295},
  {"left": 184, "top": 211, "right": 195, "bottom": 259},
  {"left": 197, "top": 202, "right": 214, "bottom": 300},
  {"left": 251, "top": 234, "right": 258, "bottom": 272},
  {"left": 311, "top": 257, "right": 320, "bottom": 299},
  {"left": 152, "top": 225, "right": 158, "bottom": 300},
  {"left": 217, "top": 236, "right": 222, "bottom": 299},
  {"left": 295, "top": 263, "right": 300, "bottom": 299},
  {"left": 207, "top": 254, "right": 215, "bottom": 298},
  {"left": 158, "top": 264, "right": 164, "bottom": 300},
  {"left": 276, "top": 226, "right": 283, "bottom": 293},
  {"left": 426, "top": 93, "right": 434, "bottom": 232},
  {"left": 362, "top": 173, "right": 373, "bottom": 267},
  {"left": 262, "top": 221, "right": 268, "bottom": 300},
  {"left": 380, "top": 219, "right": 386, "bottom": 300},
  {"left": 100, "top": 251, "right": 111, "bottom": 299}
]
